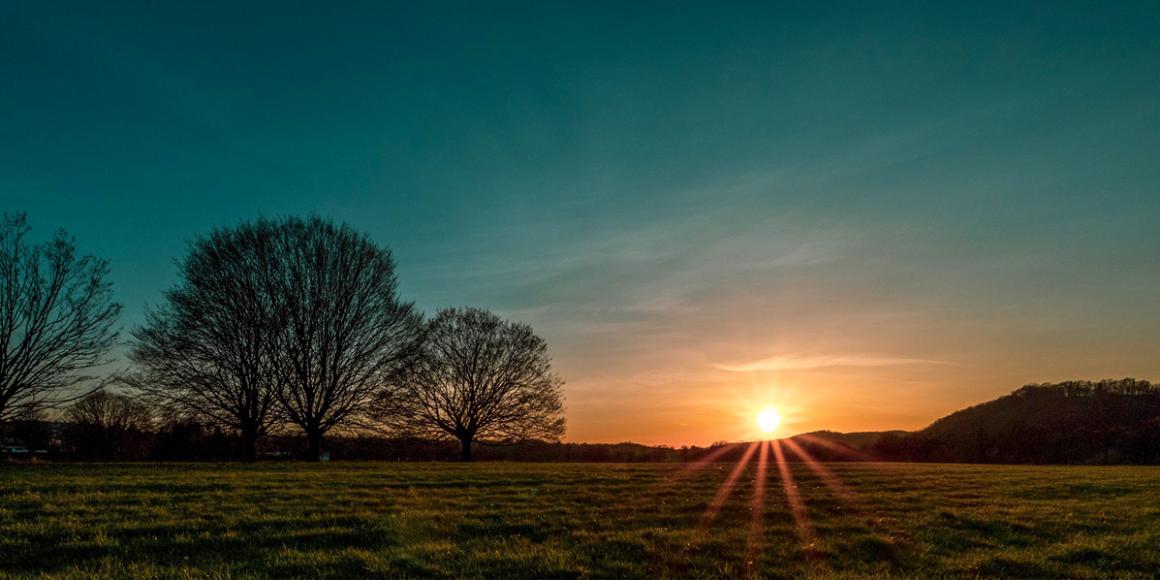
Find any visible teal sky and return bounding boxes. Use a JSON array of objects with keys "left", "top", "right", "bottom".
[{"left": 3, "top": 1, "right": 1159, "bottom": 444}]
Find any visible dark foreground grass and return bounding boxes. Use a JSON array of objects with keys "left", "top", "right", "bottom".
[{"left": 1, "top": 461, "right": 1158, "bottom": 578}]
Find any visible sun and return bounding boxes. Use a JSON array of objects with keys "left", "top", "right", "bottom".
[{"left": 756, "top": 407, "right": 781, "bottom": 435}]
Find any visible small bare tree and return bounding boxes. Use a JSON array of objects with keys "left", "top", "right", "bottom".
[
  {"left": 380, "top": 307, "right": 565, "bottom": 461},
  {"left": 0, "top": 213, "right": 121, "bottom": 424},
  {"left": 266, "top": 217, "right": 422, "bottom": 460},
  {"left": 128, "top": 221, "right": 283, "bottom": 461},
  {"left": 64, "top": 389, "right": 153, "bottom": 460}
]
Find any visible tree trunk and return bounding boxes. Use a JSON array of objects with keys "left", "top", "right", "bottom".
[
  {"left": 307, "top": 429, "right": 324, "bottom": 462},
  {"left": 460, "top": 435, "right": 473, "bottom": 462}
]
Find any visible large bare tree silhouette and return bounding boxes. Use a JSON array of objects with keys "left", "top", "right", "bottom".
[
  {"left": 380, "top": 307, "right": 565, "bottom": 461},
  {"left": 0, "top": 213, "right": 120, "bottom": 424},
  {"left": 266, "top": 216, "right": 422, "bottom": 460},
  {"left": 131, "top": 216, "right": 420, "bottom": 460},
  {"left": 129, "top": 221, "right": 283, "bottom": 460}
]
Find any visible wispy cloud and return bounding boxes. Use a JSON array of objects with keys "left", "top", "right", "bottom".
[{"left": 714, "top": 354, "right": 952, "bottom": 372}]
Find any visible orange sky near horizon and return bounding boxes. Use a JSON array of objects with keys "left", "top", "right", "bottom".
[{"left": 527, "top": 281, "right": 1160, "bottom": 447}]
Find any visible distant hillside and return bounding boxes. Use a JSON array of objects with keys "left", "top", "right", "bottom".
[
  {"left": 872, "top": 378, "right": 1160, "bottom": 464},
  {"left": 798, "top": 429, "right": 906, "bottom": 449}
]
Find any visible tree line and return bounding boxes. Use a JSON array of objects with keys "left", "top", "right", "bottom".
[
  {"left": 0, "top": 213, "right": 564, "bottom": 461},
  {"left": 2, "top": 402, "right": 692, "bottom": 462}
]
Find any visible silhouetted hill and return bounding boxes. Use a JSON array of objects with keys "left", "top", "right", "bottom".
[
  {"left": 799, "top": 429, "right": 906, "bottom": 449},
  {"left": 872, "top": 378, "right": 1160, "bottom": 464}
]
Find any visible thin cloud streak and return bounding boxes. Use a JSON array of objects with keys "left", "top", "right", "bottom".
[{"left": 715, "top": 354, "right": 953, "bottom": 372}]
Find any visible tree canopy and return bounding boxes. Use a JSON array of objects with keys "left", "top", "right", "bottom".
[
  {"left": 130, "top": 216, "right": 421, "bottom": 460},
  {"left": 129, "top": 220, "right": 284, "bottom": 460},
  {"left": 380, "top": 307, "right": 565, "bottom": 461}
]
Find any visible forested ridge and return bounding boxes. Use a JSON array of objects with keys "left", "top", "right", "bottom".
[{"left": 870, "top": 378, "right": 1160, "bottom": 464}]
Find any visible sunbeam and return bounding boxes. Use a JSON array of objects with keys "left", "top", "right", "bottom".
[
  {"left": 674, "top": 442, "right": 743, "bottom": 479},
  {"left": 679, "top": 436, "right": 871, "bottom": 571},
  {"left": 746, "top": 440, "right": 770, "bottom": 570},
  {"left": 696, "top": 441, "right": 760, "bottom": 535},
  {"left": 794, "top": 433, "right": 879, "bottom": 462},
  {"left": 781, "top": 438, "right": 861, "bottom": 507},
  {"left": 772, "top": 440, "right": 823, "bottom": 566},
  {"left": 647, "top": 442, "right": 745, "bottom": 498},
  {"left": 639, "top": 443, "right": 749, "bottom": 532}
]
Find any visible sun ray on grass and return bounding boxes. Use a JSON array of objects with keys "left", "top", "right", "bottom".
[
  {"left": 694, "top": 441, "right": 760, "bottom": 536},
  {"left": 746, "top": 440, "right": 770, "bottom": 571},
  {"left": 772, "top": 439, "right": 825, "bottom": 569},
  {"left": 674, "top": 442, "right": 744, "bottom": 478},
  {"left": 781, "top": 437, "right": 861, "bottom": 507}
]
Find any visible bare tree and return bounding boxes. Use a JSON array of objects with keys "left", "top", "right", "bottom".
[
  {"left": 127, "top": 221, "right": 283, "bottom": 461},
  {"left": 266, "top": 217, "right": 422, "bottom": 460},
  {"left": 380, "top": 307, "right": 565, "bottom": 461},
  {"left": 0, "top": 213, "right": 121, "bottom": 424},
  {"left": 64, "top": 389, "right": 153, "bottom": 460}
]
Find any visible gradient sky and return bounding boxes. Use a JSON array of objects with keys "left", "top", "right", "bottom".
[{"left": 3, "top": 1, "right": 1159, "bottom": 445}]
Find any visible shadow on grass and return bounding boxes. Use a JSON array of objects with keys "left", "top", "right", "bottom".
[
  {"left": 0, "top": 517, "right": 417, "bottom": 577},
  {"left": 1049, "top": 547, "right": 1145, "bottom": 573},
  {"left": 972, "top": 556, "right": 1053, "bottom": 577}
]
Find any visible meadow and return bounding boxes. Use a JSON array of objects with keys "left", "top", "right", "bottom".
[{"left": 2, "top": 461, "right": 1158, "bottom": 578}]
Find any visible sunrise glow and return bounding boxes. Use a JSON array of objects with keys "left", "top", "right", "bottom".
[{"left": 756, "top": 407, "right": 781, "bottom": 434}]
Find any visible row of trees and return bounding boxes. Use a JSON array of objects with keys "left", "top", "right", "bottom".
[
  {"left": 8, "top": 390, "right": 672, "bottom": 462},
  {"left": 6, "top": 393, "right": 739, "bottom": 463},
  {"left": 0, "top": 213, "right": 565, "bottom": 461}
]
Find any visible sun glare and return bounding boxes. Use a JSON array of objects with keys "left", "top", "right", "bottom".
[{"left": 756, "top": 407, "right": 781, "bottom": 434}]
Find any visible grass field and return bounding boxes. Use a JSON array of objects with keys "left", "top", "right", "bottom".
[{"left": 2, "top": 461, "right": 1158, "bottom": 578}]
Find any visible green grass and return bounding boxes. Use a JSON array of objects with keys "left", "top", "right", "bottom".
[{"left": 2, "top": 461, "right": 1158, "bottom": 578}]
